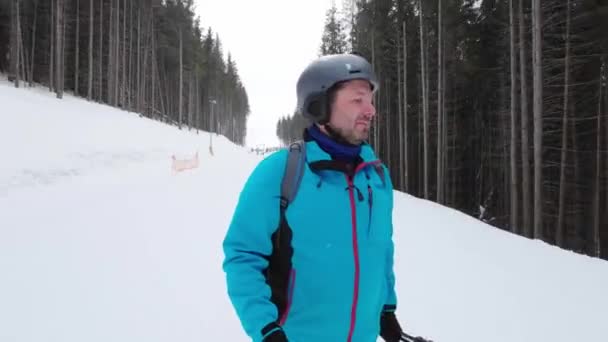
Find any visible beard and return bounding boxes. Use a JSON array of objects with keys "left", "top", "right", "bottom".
[{"left": 326, "top": 121, "right": 370, "bottom": 145}]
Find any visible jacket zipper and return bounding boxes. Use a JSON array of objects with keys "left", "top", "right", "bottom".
[
  {"left": 345, "top": 160, "right": 381, "bottom": 342},
  {"left": 345, "top": 175, "right": 359, "bottom": 342},
  {"left": 367, "top": 185, "right": 373, "bottom": 237}
]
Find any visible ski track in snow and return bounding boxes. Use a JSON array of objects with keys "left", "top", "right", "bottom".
[{"left": 0, "top": 150, "right": 165, "bottom": 196}]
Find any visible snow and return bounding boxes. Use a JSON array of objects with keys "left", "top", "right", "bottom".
[{"left": 1, "top": 79, "right": 608, "bottom": 342}]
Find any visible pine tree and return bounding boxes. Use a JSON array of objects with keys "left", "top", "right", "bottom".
[{"left": 319, "top": 1, "right": 348, "bottom": 56}]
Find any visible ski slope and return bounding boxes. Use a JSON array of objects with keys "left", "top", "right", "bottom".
[{"left": 1, "top": 80, "right": 608, "bottom": 342}]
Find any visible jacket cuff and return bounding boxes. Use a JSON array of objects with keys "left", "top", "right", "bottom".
[
  {"left": 382, "top": 304, "right": 397, "bottom": 313},
  {"left": 261, "top": 322, "right": 283, "bottom": 340}
]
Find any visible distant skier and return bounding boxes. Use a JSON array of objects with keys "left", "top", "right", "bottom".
[{"left": 222, "top": 54, "right": 420, "bottom": 341}]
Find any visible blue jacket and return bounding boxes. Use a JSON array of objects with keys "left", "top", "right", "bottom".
[{"left": 222, "top": 139, "right": 397, "bottom": 342}]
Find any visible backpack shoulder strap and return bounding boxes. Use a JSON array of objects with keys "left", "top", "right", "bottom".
[{"left": 280, "top": 140, "right": 306, "bottom": 210}]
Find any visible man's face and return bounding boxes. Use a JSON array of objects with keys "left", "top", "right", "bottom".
[{"left": 326, "top": 79, "right": 376, "bottom": 145}]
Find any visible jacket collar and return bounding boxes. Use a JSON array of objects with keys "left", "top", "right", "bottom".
[{"left": 304, "top": 135, "right": 380, "bottom": 165}]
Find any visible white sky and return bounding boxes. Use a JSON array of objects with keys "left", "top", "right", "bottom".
[{"left": 193, "top": 0, "right": 334, "bottom": 148}]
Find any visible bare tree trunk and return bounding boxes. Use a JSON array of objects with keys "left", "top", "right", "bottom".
[
  {"left": 195, "top": 76, "right": 200, "bottom": 132},
  {"left": 141, "top": 42, "right": 148, "bottom": 117},
  {"left": 418, "top": 70, "right": 423, "bottom": 197},
  {"left": 442, "top": 39, "right": 447, "bottom": 204},
  {"left": 19, "top": 20, "right": 26, "bottom": 83},
  {"left": 605, "top": 60, "right": 608, "bottom": 256},
  {"left": 403, "top": 20, "right": 409, "bottom": 192},
  {"left": 55, "top": 0, "right": 64, "bottom": 98},
  {"left": 436, "top": 0, "right": 444, "bottom": 203},
  {"left": 188, "top": 75, "right": 193, "bottom": 130},
  {"left": 98, "top": 0, "right": 103, "bottom": 101},
  {"left": 128, "top": 0, "right": 133, "bottom": 110},
  {"left": 519, "top": 0, "right": 531, "bottom": 238},
  {"left": 557, "top": 0, "right": 571, "bottom": 248},
  {"left": 229, "top": 96, "right": 233, "bottom": 139},
  {"left": 158, "top": 64, "right": 165, "bottom": 118},
  {"left": 179, "top": 26, "right": 183, "bottom": 128},
  {"left": 509, "top": 0, "right": 519, "bottom": 233},
  {"left": 572, "top": 110, "right": 582, "bottom": 252},
  {"left": 61, "top": 0, "right": 66, "bottom": 91},
  {"left": 136, "top": 3, "right": 141, "bottom": 112},
  {"left": 385, "top": 78, "right": 391, "bottom": 176},
  {"left": 138, "top": 5, "right": 147, "bottom": 116},
  {"left": 369, "top": 26, "right": 376, "bottom": 149},
  {"left": 419, "top": 0, "right": 429, "bottom": 199},
  {"left": 153, "top": 34, "right": 165, "bottom": 118},
  {"left": 107, "top": 0, "right": 114, "bottom": 105},
  {"left": 10, "top": 0, "right": 20, "bottom": 87},
  {"left": 593, "top": 62, "right": 604, "bottom": 257},
  {"left": 49, "top": 0, "right": 54, "bottom": 92},
  {"left": 74, "top": 0, "right": 80, "bottom": 95},
  {"left": 121, "top": 0, "right": 126, "bottom": 107},
  {"left": 397, "top": 25, "right": 403, "bottom": 190},
  {"left": 29, "top": 0, "right": 38, "bottom": 86},
  {"left": 209, "top": 101, "right": 214, "bottom": 154},
  {"left": 532, "top": 0, "right": 543, "bottom": 239},
  {"left": 87, "top": 0, "right": 93, "bottom": 100},
  {"left": 450, "top": 85, "right": 458, "bottom": 205},
  {"left": 19, "top": 6, "right": 27, "bottom": 84},
  {"left": 605, "top": 60, "right": 608, "bottom": 258},
  {"left": 371, "top": 29, "right": 378, "bottom": 149},
  {"left": 152, "top": 31, "right": 157, "bottom": 116},
  {"left": 114, "top": 0, "right": 120, "bottom": 106},
  {"left": 141, "top": 5, "right": 153, "bottom": 117}
]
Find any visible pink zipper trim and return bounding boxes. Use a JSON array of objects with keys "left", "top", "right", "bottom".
[
  {"left": 345, "top": 175, "right": 360, "bottom": 342},
  {"left": 344, "top": 160, "right": 381, "bottom": 341}
]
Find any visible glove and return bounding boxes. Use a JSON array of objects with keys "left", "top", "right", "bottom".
[
  {"left": 380, "top": 311, "right": 404, "bottom": 342},
  {"left": 263, "top": 330, "right": 287, "bottom": 342},
  {"left": 405, "top": 334, "right": 434, "bottom": 342},
  {"left": 261, "top": 322, "right": 288, "bottom": 342},
  {"left": 380, "top": 311, "right": 434, "bottom": 342}
]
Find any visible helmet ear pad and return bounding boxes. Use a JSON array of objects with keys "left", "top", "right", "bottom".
[
  {"left": 304, "top": 81, "right": 347, "bottom": 125},
  {"left": 303, "top": 91, "right": 330, "bottom": 124}
]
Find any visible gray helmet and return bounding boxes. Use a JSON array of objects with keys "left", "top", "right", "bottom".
[{"left": 295, "top": 53, "right": 378, "bottom": 123}]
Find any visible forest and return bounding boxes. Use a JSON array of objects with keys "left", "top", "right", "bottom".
[
  {"left": 2, "top": 0, "right": 608, "bottom": 262},
  {"left": 278, "top": 0, "right": 608, "bottom": 261},
  {"left": 0, "top": 0, "right": 250, "bottom": 145}
]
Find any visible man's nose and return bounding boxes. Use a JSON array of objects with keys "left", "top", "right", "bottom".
[{"left": 362, "top": 102, "right": 376, "bottom": 119}]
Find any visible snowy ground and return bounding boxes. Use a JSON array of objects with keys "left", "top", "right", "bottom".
[{"left": 1, "top": 80, "right": 608, "bottom": 342}]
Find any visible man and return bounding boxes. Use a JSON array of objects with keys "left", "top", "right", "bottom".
[{"left": 223, "top": 54, "right": 406, "bottom": 341}]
